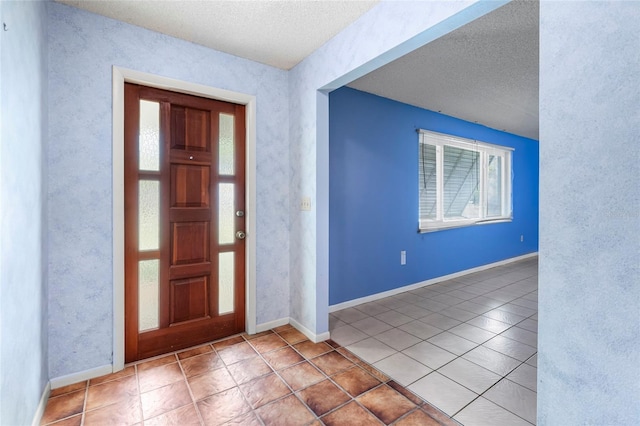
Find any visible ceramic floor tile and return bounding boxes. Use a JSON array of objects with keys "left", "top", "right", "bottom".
[
  {"left": 506, "top": 363, "right": 537, "bottom": 392},
  {"left": 179, "top": 352, "right": 224, "bottom": 378},
  {"left": 187, "top": 367, "right": 236, "bottom": 401},
  {"left": 420, "top": 313, "right": 462, "bottom": 330},
  {"left": 41, "top": 390, "right": 86, "bottom": 425},
  {"left": 408, "top": 372, "right": 478, "bottom": 416},
  {"left": 483, "top": 379, "right": 537, "bottom": 424},
  {"left": 332, "top": 307, "right": 370, "bottom": 323},
  {"left": 49, "top": 381, "right": 88, "bottom": 398},
  {"left": 482, "top": 335, "right": 537, "bottom": 362},
  {"left": 395, "top": 408, "right": 442, "bottom": 426},
  {"left": 218, "top": 341, "right": 258, "bottom": 365},
  {"left": 351, "top": 317, "right": 393, "bottom": 335},
  {"left": 515, "top": 318, "right": 538, "bottom": 333},
  {"left": 321, "top": 401, "right": 383, "bottom": 426},
  {"left": 497, "top": 303, "right": 536, "bottom": 318},
  {"left": 346, "top": 337, "right": 396, "bottom": 364},
  {"left": 137, "top": 362, "right": 184, "bottom": 393},
  {"left": 262, "top": 346, "right": 304, "bottom": 370},
  {"left": 466, "top": 316, "right": 512, "bottom": 334},
  {"left": 482, "top": 309, "right": 527, "bottom": 325},
  {"left": 357, "top": 384, "right": 416, "bottom": 424},
  {"left": 402, "top": 341, "right": 457, "bottom": 370},
  {"left": 525, "top": 353, "right": 537, "bottom": 367},
  {"left": 239, "top": 373, "right": 291, "bottom": 409},
  {"left": 227, "top": 356, "right": 273, "bottom": 385},
  {"left": 500, "top": 327, "right": 538, "bottom": 348},
  {"left": 297, "top": 379, "right": 351, "bottom": 416},
  {"left": 85, "top": 375, "right": 138, "bottom": 411},
  {"left": 399, "top": 320, "right": 445, "bottom": 340},
  {"left": 44, "top": 414, "right": 82, "bottom": 426},
  {"left": 354, "top": 302, "right": 391, "bottom": 316},
  {"left": 329, "top": 324, "right": 368, "bottom": 347},
  {"left": 373, "top": 353, "right": 431, "bottom": 386},
  {"left": 197, "top": 387, "right": 251, "bottom": 426},
  {"left": 89, "top": 366, "right": 135, "bottom": 387},
  {"left": 311, "top": 350, "right": 355, "bottom": 376},
  {"left": 374, "top": 328, "right": 421, "bottom": 350},
  {"left": 454, "top": 397, "right": 532, "bottom": 426},
  {"left": 439, "top": 307, "right": 477, "bottom": 322},
  {"left": 83, "top": 397, "right": 142, "bottom": 425},
  {"left": 255, "top": 394, "right": 315, "bottom": 426},
  {"left": 279, "top": 361, "right": 326, "bottom": 391},
  {"left": 375, "top": 310, "right": 414, "bottom": 327},
  {"left": 176, "top": 344, "right": 212, "bottom": 360},
  {"left": 401, "top": 305, "right": 433, "bottom": 319},
  {"left": 144, "top": 403, "right": 201, "bottom": 426},
  {"left": 136, "top": 354, "right": 177, "bottom": 372},
  {"left": 293, "top": 340, "right": 333, "bottom": 359},
  {"left": 427, "top": 331, "right": 477, "bottom": 356},
  {"left": 276, "top": 328, "right": 307, "bottom": 344},
  {"left": 448, "top": 323, "right": 497, "bottom": 344},
  {"left": 212, "top": 335, "right": 245, "bottom": 351},
  {"left": 140, "top": 380, "right": 191, "bottom": 420},
  {"left": 456, "top": 301, "right": 493, "bottom": 315},
  {"left": 248, "top": 333, "right": 288, "bottom": 354},
  {"left": 462, "top": 346, "right": 521, "bottom": 376},
  {"left": 437, "top": 357, "right": 501, "bottom": 394},
  {"left": 331, "top": 365, "right": 381, "bottom": 397}
]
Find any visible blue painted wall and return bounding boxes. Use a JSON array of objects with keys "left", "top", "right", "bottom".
[
  {"left": 0, "top": 1, "right": 49, "bottom": 424},
  {"left": 329, "top": 87, "right": 538, "bottom": 305}
]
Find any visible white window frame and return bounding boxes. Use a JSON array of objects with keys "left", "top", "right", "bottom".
[{"left": 419, "top": 130, "right": 513, "bottom": 232}]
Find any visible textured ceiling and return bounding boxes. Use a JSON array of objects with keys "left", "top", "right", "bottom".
[
  {"left": 58, "top": 0, "right": 538, "bottom": 139},
  {"left": 349, "top": 0, "right": 539, "bottom": 140},
  {"left": 56, "top": 0, "right": 379, "bottom": 70}
]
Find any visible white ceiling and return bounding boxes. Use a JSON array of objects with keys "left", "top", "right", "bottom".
[
  {"left": 57, "top": 0, "right": 539, "bottom": 140},
  {"left": 349, "top": 0, "right": 539, "bottom": 140},
  {"left": 57, "top": 0, "right": 379, "bottom": 70}
]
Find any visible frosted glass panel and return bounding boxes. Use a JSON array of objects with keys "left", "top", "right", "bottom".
[
  {"left": 139, "top": 259, "right": 159, "bottom": 331},
  {"left": 139, "top": 180, "right": 159, "bottom": 251},
  {"left": 218, "top": 252, "right": 234, "bottom": 314},
  {"left": 219, "top": 113, "right": 235, "bottom": 175},
  {"left": 218, "top": 183, "right": 234, "bottom": 244},
  {"left": 139, "top": 100, "right": 160, "bottom": 171}
]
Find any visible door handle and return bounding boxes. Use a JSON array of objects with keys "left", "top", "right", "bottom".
[{"left": 236, "top": 231, "right": 246, "bottom": 240}]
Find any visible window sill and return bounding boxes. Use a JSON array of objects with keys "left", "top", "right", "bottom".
[{"left": 419, "top": 218, "right": 512, "bottom": 233}]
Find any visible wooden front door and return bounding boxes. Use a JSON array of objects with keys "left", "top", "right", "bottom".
[{"left": 124, "top": 83, "right": 246, "bottom": 362}]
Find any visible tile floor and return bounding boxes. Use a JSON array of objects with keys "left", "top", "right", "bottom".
[
  {"left": 330, "top": 257, "right": 538, "bottom": 426},
  {"left": 41, "top": 325, "right": 458, "bottom": 426}
]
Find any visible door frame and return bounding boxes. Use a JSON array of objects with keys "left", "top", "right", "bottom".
[{"left": 112, "top": 66, "right": 257, "bottom": 372}]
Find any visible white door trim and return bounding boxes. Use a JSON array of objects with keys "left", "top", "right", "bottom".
[{"left": 112, "top": 66, "right": 257, "bottom": 371}]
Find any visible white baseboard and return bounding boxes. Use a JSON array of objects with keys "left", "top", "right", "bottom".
[
  {"left": 255, "top": 317, "right": 289, "bottom": 333},
  {"left": 329, "top": 252, "right": 538, "bottom": 313},
  {"left": 31, "top": 381, "right": 51, "bottom": 426},
  {"left": 50, "top": 364, "right": 113, "bottom": 389},
  {"left": 289, "top": 317, "right": 330, "bottom": 343}
]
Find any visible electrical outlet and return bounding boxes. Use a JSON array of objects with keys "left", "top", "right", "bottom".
[
  {"left": 401, "top": 250, "right": 406, "bottom": 265},
  {"left": 300, "top": 197, "right": 311, "bottom": 211},
  {"left": 520, "top": 235, "right": 524, "bottom": 242}
]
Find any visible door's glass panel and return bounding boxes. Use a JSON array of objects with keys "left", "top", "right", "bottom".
[
  {"left": 218, "top": 183, "right": 235, "bottom": 244},
  {"left": 139, "top": 259, "right": 159, "bottom": 331},
  {"left": 218, "top": 252, "right": 234, "bottom": 314},
  {"left": 487, "top": 155, "right": 503, "bottom": 217},
  {"left": 139, "top": 180, "right": 160, "bottom": 251},
  {"left": 219, "top": 113, "right": 235, "bottom": 175},
  {"left": 139, "top": 100, "right": 160, "bottom": 171}
]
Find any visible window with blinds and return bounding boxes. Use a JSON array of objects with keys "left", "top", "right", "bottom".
[{"left": 418, "top": 130, "right": 513, "bottom": 232}]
